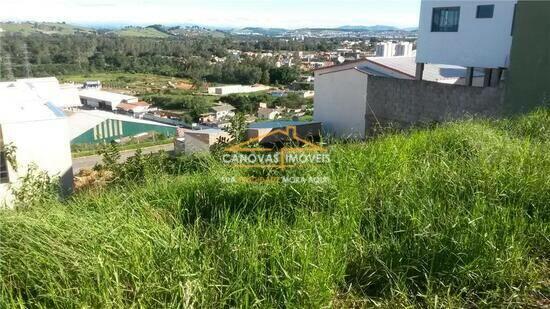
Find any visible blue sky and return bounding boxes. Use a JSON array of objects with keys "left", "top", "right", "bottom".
[{"left": 1, "top": 0, "right": 421, "bottom": 28}]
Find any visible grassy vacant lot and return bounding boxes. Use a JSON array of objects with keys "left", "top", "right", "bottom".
[
  {"left": 0, "top": 109, "right": 549, "bottom": 307},
  {"left": 109, "top": 27, "right": 172, "bottom": 38},
  {"left": 59, "top": 72, "right": 195, "bottom": 94}
]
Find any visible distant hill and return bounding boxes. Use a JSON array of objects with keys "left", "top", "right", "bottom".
[
  {"left": 231, "top": 27, "right": 288, "bottom": 36},
  {"left": 337, "top": 25, "right": 400, "bottom": 31},
  {"left": 109, "top": 26, "right": 172, "bottom": 38},
  {"left": 0, "top": 22, "right": 95, "bottom": 35},
  {"left": 168, "top": 26, "right": 226, "bottom": 38}
]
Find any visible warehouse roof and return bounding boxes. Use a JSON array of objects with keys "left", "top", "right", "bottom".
[
  {"left": 79, "top": 89, "right": 137, "bottom": 103},
  {"left": 0, "top": 82, "right": 66, "bottom": 123},
  {"left": 67, "top": 110, "right": 175, "bottom": 140},
  {"left": 0, "top": 77, "right": 82, "bottom": 109}
]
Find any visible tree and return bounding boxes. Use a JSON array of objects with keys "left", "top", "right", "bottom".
[
  {"left": 227, "top": 113, "right": 247, "bottom": 143},
  {"left": 269, "top": 67, "right": 300, "bottom": 85}
]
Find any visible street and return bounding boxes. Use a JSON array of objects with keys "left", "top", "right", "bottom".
[{"left": 72, "top": 143, "right": 174, "bottom": 174}]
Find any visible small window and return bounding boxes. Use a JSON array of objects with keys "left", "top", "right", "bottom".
[
  {"left": 477, "top": 4, "right": 495, "bottom": 18},
  {"left": 0, "top": 150, "right": 9, "bottom": 184},
  {"left": 432, "top": 7, "right": 461, "bottom": 32}
]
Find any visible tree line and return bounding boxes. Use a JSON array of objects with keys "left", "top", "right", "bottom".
[{"left": 0, "top": 33, "right": 325, "bottom": 85}]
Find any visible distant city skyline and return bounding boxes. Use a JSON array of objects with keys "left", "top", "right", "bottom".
[{"left": 0, "top": 0, "right": 422, "bottom": 29}]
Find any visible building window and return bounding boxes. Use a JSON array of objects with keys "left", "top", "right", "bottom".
[
  {"left": 0, "top": 149, "right": 9, "bottom": 184},
  {"left": 432, "top": 7, "right": 461, "bottom": 32},
  {"left": 476, "top": 4, "right": 494, "bottom": 18}
]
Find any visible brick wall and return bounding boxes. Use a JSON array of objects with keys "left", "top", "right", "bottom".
[{"left": 365, "top": 76, "right": 505, "bottom": 129}]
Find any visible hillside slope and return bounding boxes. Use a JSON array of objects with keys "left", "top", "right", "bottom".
[
  {"left": 0, "top": 22, "right": 95, "bottom": 35},
  {"left": 1, "top": 109, "right": 549, "bottom": 307}
]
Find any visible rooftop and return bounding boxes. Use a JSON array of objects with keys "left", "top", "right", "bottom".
[
  {"left": 0, "top": 80, "right": 67, "bottom": 123},
  {"left": 360, "top": 56, "right": 484, "bottom": 81},
  {"left": 79, "top": 89, "right": 137, "bottom": 102},
  {"left": 211, "top": 103, "right": 236, "bottom": 112},
  {"left": 67, "top": 110, "right": 175, "bottom": 140}
]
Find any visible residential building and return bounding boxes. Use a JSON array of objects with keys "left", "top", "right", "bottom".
[
  {"left": 207, "top": 84, "right": 270, "bottom": 96},
  {"left": 199, "top": 103, "right": 236, "bottom": 126},
  {"left": 504, "top": 1, "right": 550, "bottom": 113},
  {"left": 68, "top": 110, "right": 177, "bottom": 145},
  {"left": 116, "top": 101, "right": 151, "bottom": 115},
  {"left": 0, "top": 83, "right": 74, "bottom": 208},
  {"left": 416, "top": 0, "right": 517, "bottom": 85},
  {"left": 82, "top": 81, "right": 102, "bottom": 90},
  {"left": 257, "top": 107, "right": 282, "bottom": 120},
  {"left": 247, "top": 121, "right": 322, "bottom": 144},
  {"left": 376, "top": 41, "right": 414, "bottom": 57},
  {"left": 211, "top": 103, "right": 236, "bottom": 120},
  {"left": 314, "top": 57, "right": 487, "bottom": 138},
  {"left": 183, "top": 129, "right": 232, "bottom": 154},
  {"left": 79, "top": 89, "right": 139, "bottom": 111}
]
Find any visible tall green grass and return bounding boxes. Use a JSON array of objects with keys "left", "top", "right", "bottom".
[{"left": 1, "top": 109, "right": 549, "bottom": 307}]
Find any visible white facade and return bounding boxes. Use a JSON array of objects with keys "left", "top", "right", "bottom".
[
  {"left": 0, "top": 85, "right": 74, "bottom": 208},
  {"left": 416, "top": 0, "right": 517, "bottom": 68},
  {"left": 314, "top": 68, "right": 368, "bottom": 139},
  {"left": 207, "top": 85, "right": 270, "bottom": 96},
  {"left": 375, "top": 42, "right": 414, "bottom": 57}
]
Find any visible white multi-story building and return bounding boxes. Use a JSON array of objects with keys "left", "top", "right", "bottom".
[
  {"left": 416, "top": 0, "right": 517, "bottom": 84},
  {"left": 0, "top": 83, "right": 74, "bottom": 207},
  {"left": 375, "top": 41, "right": 415, "bottom": 57}
]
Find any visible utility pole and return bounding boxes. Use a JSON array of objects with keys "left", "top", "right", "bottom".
[
  {"left": 0, "top": 27, "right": 3, "bottom": 80},
  {"left": 4, "top": 53, "right": 14, "bottom": 81},
  {"left": 23, "top": 43, "right": 32, "bottom": 78}
]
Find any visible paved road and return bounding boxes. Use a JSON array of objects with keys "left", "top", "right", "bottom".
[{"left": 72, "top": 144, "right": 174, "bottom": 174}]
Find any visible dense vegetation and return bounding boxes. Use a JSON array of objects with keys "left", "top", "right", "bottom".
[
  {"left": 0, "top": 32, "right": 321, "bottom": 85},
  {"left": 1, "top": 109, "right": 549, "bottom": 307}
]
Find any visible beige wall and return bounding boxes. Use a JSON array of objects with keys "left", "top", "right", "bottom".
[{"left": 314, "top": 68, "right": 368, "bottom": 139}]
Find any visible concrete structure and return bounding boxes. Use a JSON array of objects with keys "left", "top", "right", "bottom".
[
  {"left": 376, "top": 41, "right": 414, "bottom": 57},
  {"left": 314, "top": 57, "right": 487, "bottom": 138},
  {"left": 207, "top": 84, "right": 270, "bottom": 96},
  {"left": 184, "top": 129, "right": 231, "bottom": 154},
  {"left": 68, "top": 110, "right": 177, "bottom": 144},
  {"left": 315, "top": 68, "right": 505, "bottom": 138},
  {"left": 0, "top": 83, "right": 74, "bottom": 208},
  {"left": 79, "top": 89, "right": 138, "bottom": 111},
  {"left": 364, "top": 76, "right": 504, "bottom": 129},
  {"left": 416, "top": 0, "right": 517, "bottom": 84},
  {"left": 505, "top": 1, "right": 550, "bottom": 114}
]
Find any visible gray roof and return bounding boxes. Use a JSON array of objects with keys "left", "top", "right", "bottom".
[
  {"left": 357, "top": 57, "right": 484, "bottom": 82},
  {"left": 211, "top": 104, "right": 236, "bottom": 112}
]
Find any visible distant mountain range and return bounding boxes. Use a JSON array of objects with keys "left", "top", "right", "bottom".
[{"left": 0, "top": 22, "right": 417, "bottom": 38}]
